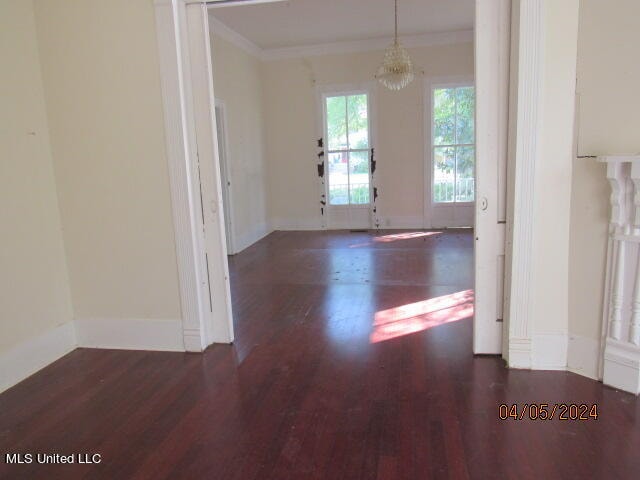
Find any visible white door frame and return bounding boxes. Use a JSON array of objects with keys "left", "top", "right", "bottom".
[
  {"left": 154, "top": 0, "right": 541, "bottom": 360},
  {"left": 423, "top": 75, "right": 476, "bottom": 229},
  {"left": 214, "top": 99, "right": 236, "bottom": 254},
  {"left": 154, "top": 0, "right": 235, "bottom": 351}
]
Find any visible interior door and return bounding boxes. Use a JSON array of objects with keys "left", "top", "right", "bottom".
[
  {"left": 323, "top": 91, "right": 373, "bottom": 230},
  {"left": 473, "top": 0, "right": 510, "bottom": 354}
]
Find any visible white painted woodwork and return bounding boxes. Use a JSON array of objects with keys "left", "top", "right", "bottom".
[
  {"left": 504, "top": 0, "right": 544, "bottom": 367},
  {"left": 473, "top": 0, "right": 510, "bottom": 354},
  {"left": 599, "top": 155, "right": 640, "bottom": 394},
  {"left": 154, "top": 0, "right": 234, "bottom": 351},
  {"left": 186, "top": 3, "right": 235, "bottom": 345}
]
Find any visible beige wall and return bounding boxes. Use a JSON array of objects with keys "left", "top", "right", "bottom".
[
  {"left": 262, "top": 43, "right": 474, "bottom": 229},
  {"left": 33, "top": 0, "right": 181, "bottom": 321},
  {"left": 0, "top": 0, "right": 73, "bottom": 353},
  {"left": 570, "top": 0, "right": 640, "bottom": 344},
  {"left": 210, "top": 33, "right": 270, "bottom": 252}
]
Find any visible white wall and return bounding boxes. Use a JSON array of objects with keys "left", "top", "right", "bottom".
[
  {"left": 262, "top": 43, "right": 474, "bottom": 230},
  {"left": 210, "top": 32, "right": 270, "bottom": 252},
  {"left": 568, "top": 0, "right": 640, "bottom": 377},
  {"left": 0, "top": 0, "right": 75, "bottom": 387},
  {"left": 33, "top": 0, "right": 182, "bottom": 324}
]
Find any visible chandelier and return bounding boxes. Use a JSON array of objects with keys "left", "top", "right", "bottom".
[{"left": 376, "top": 0, "right": 415, "bottom": 91}]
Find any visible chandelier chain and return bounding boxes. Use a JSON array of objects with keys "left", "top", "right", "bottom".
[{"left": 394, "top": 0, "right": 398, "bottom": 43}]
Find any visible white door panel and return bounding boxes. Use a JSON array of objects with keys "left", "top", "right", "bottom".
[{"left": 473, "top": 0, "right": 510, "bottom": 354}]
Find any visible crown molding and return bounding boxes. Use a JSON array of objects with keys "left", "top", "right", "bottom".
[
  {"left": 207, "top": 13, "right": 473, "bottom": 62},
  {"left": 261, "top": 30, "right": 474, "bottom": 61},
  {"left": 208, "top": 15, "right": 263, "bottom": 58},
  {"left": 204, "top": 0, "right": 287, "bottom": 6}
]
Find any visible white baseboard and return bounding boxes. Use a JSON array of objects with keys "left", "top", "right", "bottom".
[
  {"left": 270, "top": 217, "right": 322, "bottom": 231},
  {"left": 233, "top": 221, "right": 272, "bottom": 253},
  {"left": 271, "top": 215, "right": 434, "bottom": 231},
  {"left": 75, "top": 318, "right": 184, "bottom": 352},
  {"left": 378, "top": 215, "right": 425, "bottom": 229},
  {"left": 567, "top": 334, "right": 600, "bottom": 380},
  {"left": 508, "top": 337, "right": 533, "bottom": 368},
  {"left": 602, "top": 338, "right": 640, "bottom": 394},
  {"left": 0, "top": 322, "right": 76, "bottom": 393},
  {"left": 531, "top": 333, "right": 568, "bottom": 370}
]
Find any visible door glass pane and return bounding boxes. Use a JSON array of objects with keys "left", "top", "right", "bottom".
[
  {"left": 349, "top": 151, "right": 370, "bottom": 204},
  {"left": 433, "top": 88, "right": 455, "bottom": 145},
  {"left": 328, "top": 151, "right": 349, "bottom": 205},
  {"left": 347, "top": 94, "right": 368, "bottom": 149},
  {"left": 326, "top": 96, "right": 347, "bottom": 150},
  {"left": 456, "top": 146, "right": 475, "bottom": 202},
  {"left": 456, "top": 87, "right": 475, "bottom": 144},
  {"left": 433, "top": 147, "right": 455, "bottom": 203}
]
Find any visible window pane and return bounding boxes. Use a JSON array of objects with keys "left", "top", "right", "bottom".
[
  {"left": 456, "top": 146, "right": 475, "bottom": 202},
  {"left": 326, "top": 96, "right": 347, "bottom": 151},
  {"left": 349, "top": 151, "right": 370, "bottom": 204},
  {"left": 433, "top": 88, "right": 455, "bottom": 145},
  {"left": 347, "top": 94, "right": 368, "bottom": 149},
  {"left": 433, "top": 147, "right": 455, "bottom": 203},
  {"left": 328, "top": 152, "right": 349, "bottom": 205},
  {"left": 456, "top": 87, "right": 475, "bottom": 144}
]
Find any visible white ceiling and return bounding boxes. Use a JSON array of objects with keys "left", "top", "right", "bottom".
[{"left": 209, "top": 0, "right": 474, "bottom": 50}]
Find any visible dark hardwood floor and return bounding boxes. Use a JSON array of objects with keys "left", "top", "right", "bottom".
[{"left": 1, "top": 229, "right": 639, "bottom": 479}]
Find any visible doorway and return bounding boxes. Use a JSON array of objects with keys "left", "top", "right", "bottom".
[
  {"left": 320, "top": 86, "right": 374, "bottom": 230},
  {"left": 154, "top": 0, "right": 510, "bottom": 356},
  {"left": 214, "top": 101, "right": 234, "bottom": 254}
]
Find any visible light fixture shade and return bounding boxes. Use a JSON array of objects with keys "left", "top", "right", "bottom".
[{"left": 376, "top": 41, "right": 415, "bottom": 90}]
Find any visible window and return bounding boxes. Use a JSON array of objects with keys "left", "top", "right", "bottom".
[
  {"left": 432, "top": 86, "right": 475, "bottom": 203},
  {"left": 325, "top": 93, "right": 370, "bottom": 205}
]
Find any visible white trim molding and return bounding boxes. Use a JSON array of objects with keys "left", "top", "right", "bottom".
[
  {"left": 0, "top": 322, "right": 76, "bottom": 393},
  {"left": 75, "top": 318, "right": 184, "bottom": 352},
  {"left": 208, "top": 15, "right": 262, "bottom": 58},
  {"left": 506, "top": 0, "right": 545, "bottom": 368},
  {"left": 155, "top": 0, "right": 211, "bottom": 351},
  {"left": 154, "top": 0, "right": 234, "bottom": 351},
  {"left": 261, "top": 30, "right": 474, "bottom": 62}
]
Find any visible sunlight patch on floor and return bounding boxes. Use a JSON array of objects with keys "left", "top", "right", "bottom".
[
  {"left": 373, "top": 231, "right": 442, "bottom": 243},
  {"left": 370, "top": 289, "right": 474, "bottom": 343},
  {"left": 349, "top": 231, "right": 442, "bottom": 248}
]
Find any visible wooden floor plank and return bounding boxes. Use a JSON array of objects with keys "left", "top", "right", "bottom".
[{"left": 0, "top": 229, "right": 639, "bottom": 479}]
